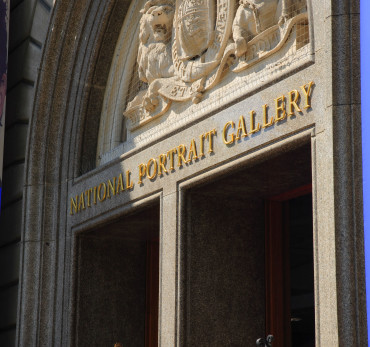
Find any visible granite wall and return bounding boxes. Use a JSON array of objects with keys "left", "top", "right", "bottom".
[{"left": 0, "top": 1, "right": 53, "bottom": 345}]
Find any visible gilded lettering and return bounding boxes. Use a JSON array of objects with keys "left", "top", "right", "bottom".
[
  {"left": 199, "top": 134, "right": 205, "bottom": 158},
  {"left": 126, "top": 170, "right": 134, "bottom": 189},
  {"left": 275, "top": 96, "right": 286, "bottom": 122},
  {"left": 235, "top": 116, "right": 248, "bottom": 140},
  {"left": 98, "top": 183, "right": 107, "bottom": 202},
  {"left": 188, "top": 139, "right": 198, "bottom": 162},
  {"left": 147, "top": 158, "right": 158, "bottom": 180},
  {"left": 107, "top": 177, "right": 116, "bottom": 198},
  {"left": 167, "top": 148, "right": 177, "bottom": 171},
  {"left": 288, "top": 90, "right": 302, "bottom": 116},
  {"left": 177, "top": 144, "right": 188, "bottom": 167},
  {"left": 205, "top": 129, "right": 217, "bottom": 153},
  {"left": 158, "top": 154, "right": 168, "bottom": 176},
  {"left": 78, "top": 192, "right": 86, "bottom": 211},
  {"left": 85, "top": 188, "right": 93, "bottom": 207},
  {"left": 300, "top": 81, "right": 314, "bottom": 109},
  {"left": 70, "top": 195, "right": 78, "bottom": 215},
  {"left": 93, "top": 186, "right": 97, "bottom": 204},
  {"left": 138, "top": 164, "right": 147, "bottom": 184},
  {"left": 262, "top": 104, "right": 274, "bottom": 128},
  {"left": 116, "top": 174, "right": 125, "bottom": 194},
  {"left": 250, "top": 110, "right": 261, "bottom": 134},
  {"left": 223, "top": 121, "right": 235, "bottom": 145}
]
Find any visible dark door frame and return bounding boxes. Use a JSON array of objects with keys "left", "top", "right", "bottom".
[{"left": 265, "top": 184, "right": 312, "bottom": 347}]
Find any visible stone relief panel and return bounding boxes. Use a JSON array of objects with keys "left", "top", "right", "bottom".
[
  {"left": 124, "top": 0, "right": 310, "bottom": 131},
  {"left": 97, "top": 0, "right": 312, "bottom": 165}
]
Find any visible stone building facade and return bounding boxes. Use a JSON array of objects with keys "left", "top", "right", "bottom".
[{"left": 0, "top": 0, "right": 367, "bottom": 346}]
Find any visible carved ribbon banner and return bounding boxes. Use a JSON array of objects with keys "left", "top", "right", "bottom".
[{"left": 231, "top": 12, "right": 309, "bottom": 73}]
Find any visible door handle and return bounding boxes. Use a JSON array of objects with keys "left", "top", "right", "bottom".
[{"left": 256, "top": 334, "right": 274, "bottom": 347}]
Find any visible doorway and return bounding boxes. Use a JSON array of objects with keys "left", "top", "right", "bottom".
[
  {"left": 182, "top": 141, "right": 314, "bottom": 346},
  {"left": 266, "top": 188, "right": 315, "bottom": 347},
  {"left": 74, "top": 203, "right": 160, "bottom": 347}
]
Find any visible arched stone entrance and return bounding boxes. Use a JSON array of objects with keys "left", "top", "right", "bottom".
[{"left": 15, "top": 0, "right": 367, "bottom": 346}]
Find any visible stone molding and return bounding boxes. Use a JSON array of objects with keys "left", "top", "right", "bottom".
[{"left": 18, "top": 0, "right": 130, "bottom": 345}]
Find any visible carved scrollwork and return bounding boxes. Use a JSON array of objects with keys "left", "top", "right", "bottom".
[{"left": 124, "top": 0, "right": 309, "bottom": 130}]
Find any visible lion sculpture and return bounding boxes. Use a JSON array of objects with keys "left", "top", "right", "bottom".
[
  {"left": 232, "top": 0, "right": 307, "bottom": 57},
  {"left": 137, "top": 0, "right": 175, "bottom": 85}
]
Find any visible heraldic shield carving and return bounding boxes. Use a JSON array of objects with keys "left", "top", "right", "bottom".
[
  {"left": 124, "top": 0, "right": 309, "bottom": 130},
  {"left": 177, "top": 0, "right": 215, "bottom": 60}
]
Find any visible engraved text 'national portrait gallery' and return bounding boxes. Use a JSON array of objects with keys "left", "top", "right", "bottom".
[{"left": 70, "top": 81, "right": 314, "bottom": 216}]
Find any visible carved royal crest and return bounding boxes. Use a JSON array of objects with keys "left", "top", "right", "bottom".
[
  {"left": 177, "top": 0, "right": 214, "bottom": 60},
  {"left": 124, "top": 0, "right": 309, "bottom": 130}
]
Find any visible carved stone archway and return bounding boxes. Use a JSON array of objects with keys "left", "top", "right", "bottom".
[
  {"left": 16, "top": 0, "right": 368, "bottom": 346},
  {"left": 18, "top": 1, "right": 132, "bottom": 345}
]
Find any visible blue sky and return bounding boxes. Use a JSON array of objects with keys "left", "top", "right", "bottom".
[{"left": 361, "top": 1, "right": 370, "bottom": 343}]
